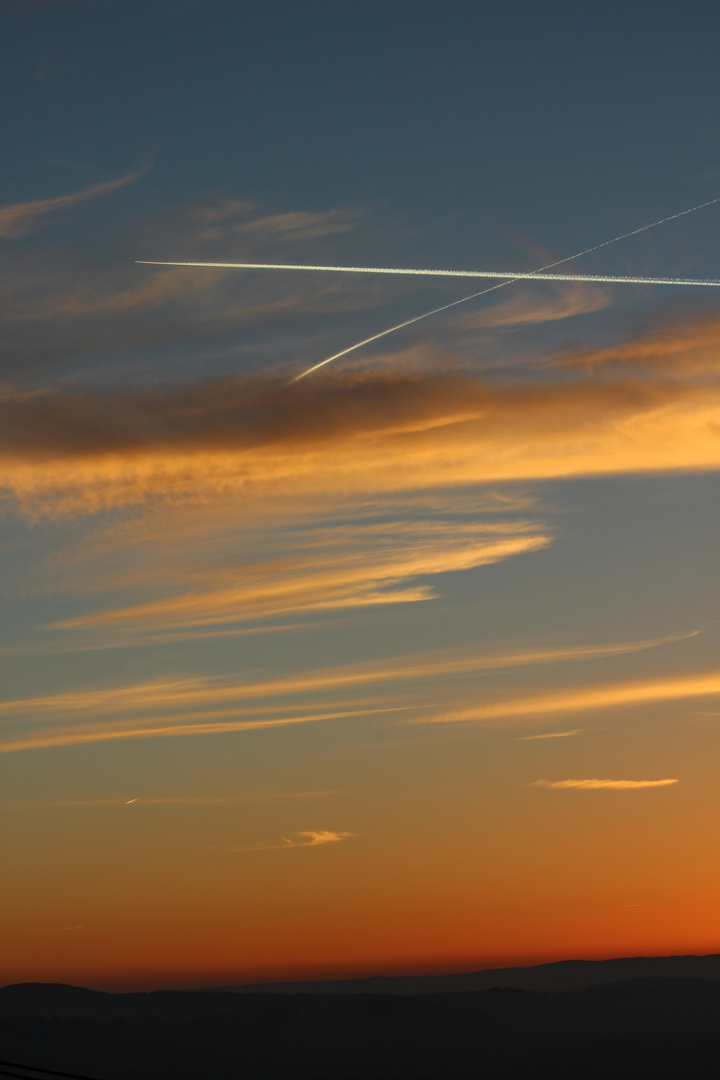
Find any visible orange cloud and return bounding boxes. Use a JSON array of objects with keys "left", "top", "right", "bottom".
[
  {"left": 515, "top": 730, "right": 582, "bottom": 740},
  {"left": 429, "top": 670, "right": 720, "bottom": 725},
  {"left": 1, "top": 261, "right": 369, "bottom": 347},
  {"left": 0, "top": 708, "right": 387, "bottom": 755},
  {"left": 188, "top": 200, "right": 359, "bottom": 244},
  {"left": 0, "top": 632, "right": 694, "bottom": 754},
  {"left": 461, "top": 280, "right": 610, "bottom": 328},
  {"left": 0, "top": 166, "right": 148, "bottom": 239},
  {"left": 0, "top": 634, "right": 686, "bottom": 719},
  {"left": 0, "top": 197, "right": 376, "bottom": 373},
  {"left": 3, "top": 355, "right": 720, "bottom": 517},
  {"left": 53, "top": 525, "right": 548, "bottom": 633},
  {"left": 530, "top": 779, "right": 679, "bottom": 790},
  {"left": 229, "top": 830, "right": 356, "bottom": 853},
  {"left": 556, "top": 312, "right": 720, "bottom": 375}
]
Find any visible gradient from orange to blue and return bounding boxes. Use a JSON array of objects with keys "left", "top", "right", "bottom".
[{"left": 1, "top": 0, "right": 720, "bottom": 991}]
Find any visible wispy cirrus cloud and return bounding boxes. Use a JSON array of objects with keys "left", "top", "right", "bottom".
[
  {"left": 515, "top": 729, "right": 582, "bottom": 740},
  {"left": 556, "top": 313, "right": 720, "bottom": 375},
  {"left": 0, "top": 632, "right": 695, "bottom": 754},
  {"left": 1, "top": 257, "right": 376, "bottom": 376},
  {"left": 530, "top": 778, "right": 679, "bottom": 790},
  {"left": 229, "top": 830, "right": 356, "bottom": 853},
  {"left": 0, "top": 165, "right": 149, "bottom": 239},
  {"left": 0, "top": 195, "right": 374, "bottom": 374},
  {"left": 0, "top": 633, "right": 689, "bottom": 719},
  {"left": 0, "top": 365, "right": 699, "bottom": 463},
  {"left": 429, "top": 668, "right": 720, "bottom": 725},
  {"left": 0, "top": 707, "right": 398, "bottom": 755},
  {"left": 4, "top": 317, "right": 720, "bottom": 516},
  {"left": 52, "top": 523, "right": 549, "bottom": 634},
  {"left": 187, "top": 199, "right": 359, "bottom": 245},
  {"left": 460, "top": 280, "right": 610, "bottom": 329}
]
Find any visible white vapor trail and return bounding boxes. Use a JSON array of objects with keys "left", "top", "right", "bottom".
[
  {"left": 137, "top": 261, "right": 720, "bottom": 287},
  {"left": 136, "top": 195, "right": 720, "bottom": 380},
  {"left": 288, "top": 196, "right": 720, "bottom": 380}
]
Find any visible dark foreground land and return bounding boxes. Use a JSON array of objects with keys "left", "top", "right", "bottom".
[{"left": 2, "top": 976, "right": 720, "bottom": 1079}]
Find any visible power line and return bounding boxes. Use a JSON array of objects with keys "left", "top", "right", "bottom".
[{"left": 0, "top": 1061, "right": 105, "bottom": 1080}]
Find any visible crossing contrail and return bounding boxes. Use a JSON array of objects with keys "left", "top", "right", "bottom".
[
  {"left": 288, "top": 196, "right": 720, "bottom": 380},
  {"left": 136, "top": 195, "right": 720, "bottom": 380}
]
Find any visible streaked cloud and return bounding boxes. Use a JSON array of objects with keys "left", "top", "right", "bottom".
[
  {"left": 0, "top": 197, "right": 375, "bottom": 375},
  {"left": 0, "top": 707, "right": 391, "bottom": 756},
  {"left": 530, "top": 778, "right": 679, "bottom": 790},
  {"left": 0, "top": 632, "right": 695, "bottom": 754},
  {"left": 2, "top": 260, "right": 366, "bottom": 327},
  {"left": 187, "top": 200, "right": 359, "bottom": 244},
  {"left": 0, "top": 633, "right": 689, "bottom": 718},
  {"left": 0, "top": 165, "right": 148, "bottom": 239},
  {"left": 0, "top": 366, "right": 698, "bottom": 462},
  {"left": 1, "top": 259, "right": 374, "bottom": 375},
  {"left": 53, "top": 524, "right": 549, "bottom": 634},
  {"left": 460, "top": 280, "right": 610, "bottom": 329},
  {"left": 229, "top": 830, "right": 356, "bottom": 853},
  {"left": 556, "top": 313, "right": 720, "bottom": 376},
  {"left": 4, "top": 343, "right": 720, "bottom": 517},
  {"left": 515, "top": 729, "right": 582, "bottom": 740},
  {"left": 429, "top": 668, "right": 720, "bottom": 725}
]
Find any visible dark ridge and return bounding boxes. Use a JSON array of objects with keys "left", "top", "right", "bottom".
[
  {"left": 3, "top": 953, "right": 720, "bottom": 1014},
  {"left": 0, "top": 975, "right": 718, "bottom": 1078},
  {"left": 199, "top": 950, "right": 720, "bottom": 994}
]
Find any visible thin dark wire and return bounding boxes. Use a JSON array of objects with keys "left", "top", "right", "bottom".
[
  {"left": 0, "top": 1063, "right": 105, "bottom": 1080},
  {"left": 0, "top": 1071, "right": 55, "bottom": 1080}
]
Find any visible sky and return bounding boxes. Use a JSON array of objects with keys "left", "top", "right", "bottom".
[{"left": 1, "top": 0, "right": 720, "bottom": 991}]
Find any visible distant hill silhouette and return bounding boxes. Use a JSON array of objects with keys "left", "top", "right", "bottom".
[
  {"left": 2, "top": 953, "right": 720, "bottom": 1015},
  {"left": 208, "top": 951, "right": 720, "bottom": 995},
  {"left": 1, "top": 960, "right": 720, "bottom": 1078}
]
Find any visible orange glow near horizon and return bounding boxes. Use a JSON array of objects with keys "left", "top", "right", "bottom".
[
  {"left": 3, "top": 200, "right": 720, "bottom": 991},
  {"left": 4, "top": 847, "right": 720, "bottom": 992},
  {"left": 3, "top": 669, "right": 720, "bottom": 989}
]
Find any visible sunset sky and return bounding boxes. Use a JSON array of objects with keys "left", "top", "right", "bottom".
[{"left": 2, "top": 0, "right": 720, "bottom": 991}]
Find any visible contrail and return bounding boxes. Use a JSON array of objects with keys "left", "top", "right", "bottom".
[
  {"left": 287, "top": 195, "right": 720, "bottom": 379},
  {"left": 136, "top": 195, "right": 720, "bottom": 380},
  {"left": 137, "top": 261, "right": 720, "bottom": 287},
  {"left": 288, "top": 196, "right": 720, "bottom": 379}
]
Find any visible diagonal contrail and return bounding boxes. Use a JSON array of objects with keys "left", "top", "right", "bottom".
[
  {"left": 289, "top": 196, "right": 720, "bottom": 379},
  {"left": 136, "top": 195, "right": 720, "bottom": 380}
]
